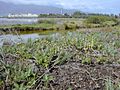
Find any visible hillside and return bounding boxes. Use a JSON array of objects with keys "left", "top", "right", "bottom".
[{"left": 0, "top": 1, "right": 75, "bottom": 16}]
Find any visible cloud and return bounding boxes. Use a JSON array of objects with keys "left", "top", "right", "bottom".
[{"left": 0, "top": 0, "right": 120, "bottom": 14}]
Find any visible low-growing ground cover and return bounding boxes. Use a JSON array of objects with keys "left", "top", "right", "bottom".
[{"left": 0, "top": 29, "right": 120, "bottom": 90}]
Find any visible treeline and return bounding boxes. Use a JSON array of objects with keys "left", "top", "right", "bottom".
[
  {"left": 38, "top": 11, "right": 120, "bottom": 18},
  {"left": 39, "top": 13, "right": 70, "bottom": 18}
]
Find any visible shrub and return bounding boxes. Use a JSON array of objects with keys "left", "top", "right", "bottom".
[
  {"left": 84, "top": 15, "right": 118, "bottom": 27},
  {"left": 38, "top": 20, "right": 55, "bottom": 24}
]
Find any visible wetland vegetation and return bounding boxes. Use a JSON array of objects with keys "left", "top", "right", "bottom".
[
  {"left": 0, "top": 13, "right": 120, "bottom": 90},
  {"left": 0, "top": 15, "right": 119, "bottom": 34},
  {"left": 0, "top": 27, "right": 120, "bottom": 89}
]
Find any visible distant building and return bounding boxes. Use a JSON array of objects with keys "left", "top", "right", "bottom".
[{"left": 8, "top": 13, "right": 38, "bottom": 18}]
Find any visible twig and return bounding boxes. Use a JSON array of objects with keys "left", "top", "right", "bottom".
[{"left": 34, "top": 63, "right": 56, "bottom": 90}]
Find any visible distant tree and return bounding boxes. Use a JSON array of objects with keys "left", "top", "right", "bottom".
[
  {"left": 72, "top": 11, "right": 82, "bottom": 18},
  {"left": 114, "top": 15, "right": 118, "bottom": 18},
  {"left": 64, "top": 13, "right": 70, "bottom": 18},
  {"left": 64, "top": 13, "right": 69, "bottom": 16},
  {"left": 111, "top": 14, "right": 114, "bottom": 17}
]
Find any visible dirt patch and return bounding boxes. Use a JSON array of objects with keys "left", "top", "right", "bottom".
[{"left": 36, "top": 62, "right": 120, "bottom": 90}]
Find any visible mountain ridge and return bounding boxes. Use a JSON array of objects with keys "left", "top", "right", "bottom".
[{"left": 0, "top": 1, "right": 76, "bottom": 16}]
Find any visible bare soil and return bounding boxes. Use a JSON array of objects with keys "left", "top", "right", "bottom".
[{"left": 36, "top": 62, "right": 120, "bottom": 90}]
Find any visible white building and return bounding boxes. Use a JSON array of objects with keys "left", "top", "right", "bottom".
[{"left": 8, "top": 13, "right": 38, "bottom": 18}]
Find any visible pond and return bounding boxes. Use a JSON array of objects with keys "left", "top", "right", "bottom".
[
  {"left": 0, "top": 30, "right": 74, "bottom": 46},
  {"left": 0, "top": 18, "right": 38, "bottom": 25}
]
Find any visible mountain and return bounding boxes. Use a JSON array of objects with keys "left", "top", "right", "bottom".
[{"left": 0, "top": 1, "right": 75, "bottom": 16}]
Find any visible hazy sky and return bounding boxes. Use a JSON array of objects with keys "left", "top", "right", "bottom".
[{"left": 0, "top": 0, "right": 120, "bottom": 14}]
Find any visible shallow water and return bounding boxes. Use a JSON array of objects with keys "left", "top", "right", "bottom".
[
  {"left": 0, "top": 34, "right": 40, "bottom": 46},
  {"left": 0, "top": 18, "right": 38, "bottom": 25},
  {"left": 0, "top": 29, "right": 73, "bottom": 46}
]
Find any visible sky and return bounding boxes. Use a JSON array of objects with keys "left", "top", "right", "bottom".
[{"left": 0, "top": 0, "right": 120, "bottom": 14}]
